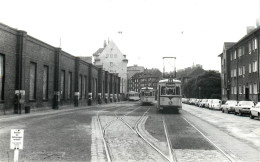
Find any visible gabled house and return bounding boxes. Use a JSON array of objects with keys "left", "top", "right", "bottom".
[{"left": 93, "top": 40, "right": 128, "bottom": 94}]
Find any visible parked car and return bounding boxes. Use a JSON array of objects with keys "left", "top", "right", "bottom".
[
  {"left": 199, "top": 99, "right": 208, "bottom": 107},
  {"left": 205, "top": 99, "right": 213, "bottom": 108},
  {"left": 195, "top": 99, "right": 202, "bottom": 106},
  {"left": 250, "top": 102, "right": 260, "bottom": 119},
  {"left": 189, "top": 98, "right": 196, "bottom": 105},
  {"left": 210, "top": 99, "right": 222, "bottom": 110},
  {"left": 221, "top": 100, "right": 238, "bottom": 113},
  {"left": 234, "top": 101, "right": 255, "bottom": 116},
  {"left": 182, "top": 98, "right": 189, "bottom": 103}
]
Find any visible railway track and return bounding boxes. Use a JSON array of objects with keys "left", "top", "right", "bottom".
[
  {"left": 181, "top": 116, "right": 236, "bottom": 162},
  {"left": 96, "top": 104, "right": 176, "bottom": 162}
]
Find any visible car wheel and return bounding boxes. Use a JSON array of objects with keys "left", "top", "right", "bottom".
[
  {"left": 250, "top": 113, "right": 254, "bottom": 119},
  {"left": 222, "top": 109, "right": 224, "bottom": 113},
  {"left": 234, "top": 111, "right": 237, "bottom": 115},
  {"left": 227, "top": 109, "right": 230, "bottom": 114},
  {"left": 239, "top": 110, "right": 242, "bottom": 116}
]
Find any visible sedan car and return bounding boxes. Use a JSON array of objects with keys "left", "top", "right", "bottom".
[
  {"left": 189, "top": 98, "right": 196, "bottom": 105},
  {"left": 250, "top": 102, "right": 260, "bottom": 119},
  {"left": 205, "top": 99, "right": 213, "bottom": 109},
  {"left": 210, "top": 99, "right": 222, "bottom": 110},
  {"left": 199, "top": 99, "right": 208, "bottom": 107},
  {"left": 234, "top": 101, "right": 255, "bottom": 116},
  {"left": 221, "top": 100, "right": 237, "bottom": 113}
]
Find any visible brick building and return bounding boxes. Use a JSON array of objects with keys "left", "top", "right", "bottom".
[
  {"left": 127, "top": 69, "right": 162, "bottom": 92},
  {"left": 0, "top": 22, "right": 120, "bottom": 115},
  {"left": 219, "top": 26, "right": 260, "bottom": 102}
]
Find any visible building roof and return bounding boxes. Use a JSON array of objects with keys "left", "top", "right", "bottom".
[
  {"left": 93, "top": 48, "right": 104, "bottom": 56},
  {"left": 227, "top": 27, "right": 260, "bottom": 50},
  {"left": 218, "top": 42, "right": 236, "bottom": 57},
  {"left": 224, "top": 42, "right": 236, "bottom": 49}
]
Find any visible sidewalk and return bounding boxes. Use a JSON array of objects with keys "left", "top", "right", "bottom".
[{"left": 0, "top": 102, "right": 126, "bottom": 121}]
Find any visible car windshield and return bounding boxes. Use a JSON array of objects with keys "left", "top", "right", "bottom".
[
  {"left": 212, "top": 100, "right": 220, "bottom": 103},
  {"left": 239, "top": 101, "right": 254, "bottom": 106}
]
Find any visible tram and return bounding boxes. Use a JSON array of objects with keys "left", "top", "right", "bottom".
[
  {"left": 157, "top": 78, "right": 182, "bottom": 112},
  {"left": 140, "top": 87, "right": 156, "bottom": 105},
  {"left": 127, "top": 91, "right": 140, "bottom": 101}
]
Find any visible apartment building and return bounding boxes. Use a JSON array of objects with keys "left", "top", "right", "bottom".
[
  {"left": 127, "top": 69, "right": 162, "bottom": 92},
  {"left": 219, "top": 26, "right": 260, "bottom": 102}
]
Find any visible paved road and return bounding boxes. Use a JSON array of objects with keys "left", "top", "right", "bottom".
[{"left": 0, "top": 101, "right": 259, "bottom": 162}]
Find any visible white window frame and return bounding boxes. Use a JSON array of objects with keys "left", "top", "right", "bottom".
[
  {"left": 253, "top": 83, "right": 258, "bottom": 94},
  {"left": 249, "top": 84, "right": 252, "bottom": 94},
  {"left": 234, "top": 69, "right": 237, "bottom": 77},
  {"left": 249, "top": 41, "right": 252, "bottom": 54},
  {"left": 239, "top": 86, "right": 242, "bottom": 94},
  {"left": 238, "top": 48, "right": 242, "bottom": 57}
]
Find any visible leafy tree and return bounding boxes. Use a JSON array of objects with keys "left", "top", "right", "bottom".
[{"left": 181, "top": 70, "right": 221, "bottom": 99}]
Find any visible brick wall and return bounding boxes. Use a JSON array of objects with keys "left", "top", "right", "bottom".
[{"left": 0, "top": 22, "right": 121, "bottom": 115}]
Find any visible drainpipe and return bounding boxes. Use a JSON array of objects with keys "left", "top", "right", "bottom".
[
  {"left": 236, "top": 48, "right": 239, "bottom": 101},
  {"left": 257, "top": 35, "right": 260, "bottom": 102}
]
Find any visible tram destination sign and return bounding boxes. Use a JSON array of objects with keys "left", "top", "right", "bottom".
[
  {"left": 166, "top": 83, "right": 175, "bottom": 86},
  {"left": 10, "top": 129, "right": 24, "bottom": 150}
]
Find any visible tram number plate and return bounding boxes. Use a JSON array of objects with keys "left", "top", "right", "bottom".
[{"left": 166, "top": 83, "right": 175, "bottom": 86}]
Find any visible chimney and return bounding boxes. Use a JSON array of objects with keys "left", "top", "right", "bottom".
[
  {"left": 247, "top": 26, "right": 255, "bottom": 34},
  {"left": 104, "top": 40, "right": 107, "bottom": 48}
]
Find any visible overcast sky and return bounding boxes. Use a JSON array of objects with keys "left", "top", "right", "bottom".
[{"left": 0, "top": 0, "right": 258, "bottom": 72}]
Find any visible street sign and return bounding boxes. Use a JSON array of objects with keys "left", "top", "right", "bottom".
[{"left": 10, "top": 129, "right": 24, "bottom": 150}]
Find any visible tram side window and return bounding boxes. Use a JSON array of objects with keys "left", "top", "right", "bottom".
[
  {"left": 142, "top": 91, "right": 144, "bottom": 96},
  {"left": 161, "top": 87, "right": 166, "bottom": 95},
  {"left": 176, "top": 86, "right": 180, "bottom": 95}
]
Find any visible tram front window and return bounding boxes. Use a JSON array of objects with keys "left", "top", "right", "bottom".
[
  {"left": 144, "top": 92, "right": 152, "bottom": 96},
  {"left": 161, "top": 86, "right": 180, "bottom": 95}
]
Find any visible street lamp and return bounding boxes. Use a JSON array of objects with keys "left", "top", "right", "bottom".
[{"left": 199, "top": 87, "right": 201, "bottom": 99}]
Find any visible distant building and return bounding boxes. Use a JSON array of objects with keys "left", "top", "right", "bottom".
[
  {"left": 79, "top": 56, "right": 92, "bottom": 64},
  {"left": 127, "top": 64, "right": 145, "bottom": 79},
  {"left": 219, "top": 26, "right": 260, "bottom": 102},
  {"left": 127, "top": 68, "right": 162, "bottom": 92},
  {"left": 93, "top": 40, "right": 128, "bottom": 94}
]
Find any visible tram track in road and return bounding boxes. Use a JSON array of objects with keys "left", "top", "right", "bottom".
[
  {"left": 161, "top": 111, "right": 236, "bottom": 162},
  {"left": 96, "top": 104, "right": 176, "bottom": 162},
  {"left": 182, "top": 116, "right": 236, "bottom": 162}
]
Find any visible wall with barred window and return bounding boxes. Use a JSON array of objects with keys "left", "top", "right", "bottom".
[{"left": 0, "top": 22, "right": 121, "bottom": 115}]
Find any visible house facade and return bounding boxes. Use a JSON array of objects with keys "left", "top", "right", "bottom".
[
  {"left": 219, "top": 27, "right": 260, "bottom": 102},
  {"left": 127, "top": 69, "right": 162, "bottom": 92},
  {"left": 93, "top": 40, "right": 128, "bottom": 95}
]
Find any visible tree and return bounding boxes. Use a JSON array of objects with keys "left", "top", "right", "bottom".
[{"left": 182, "top": 70, "right": 221, "bottom": 99}]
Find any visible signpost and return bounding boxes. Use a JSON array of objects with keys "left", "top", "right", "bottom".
[{"left": 10, "top": 129, "right": 24, "bottom": 162}]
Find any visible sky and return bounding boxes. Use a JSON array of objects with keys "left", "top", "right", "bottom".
[{"left": 0, "top": 0, "right": 258, "bottom": 72}]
